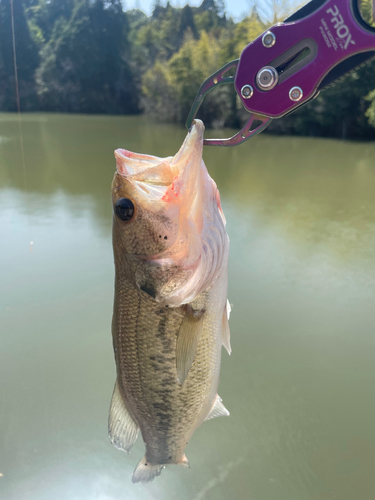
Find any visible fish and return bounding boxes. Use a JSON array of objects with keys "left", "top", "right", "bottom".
[{"left": 109, "top": 119, "right": 231, "bottom": 483}]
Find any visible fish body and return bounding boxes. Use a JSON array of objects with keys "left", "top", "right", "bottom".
[{"left": 110, "top": 120, "right": 231, "bottom": 483}]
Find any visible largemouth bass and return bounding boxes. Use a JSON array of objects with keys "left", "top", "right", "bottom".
[{"left": 109, "top": 120, "right": 231, "bottom": 483}]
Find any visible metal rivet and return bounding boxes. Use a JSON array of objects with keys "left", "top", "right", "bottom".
[
  {"left": 213, "top": 78, "right": 218, "bottom": 84},
  {"left": 256, "top": 66, "right": 278, "bottom": 90},
  {"left": 289, "top": 86, "right": 303, "bottom": 101},
  {"left": 241, "top": 84, "right": 253, "bottom": 99},
  {"left": 262, "top": 31, "right": 276, "bottom": 48}
]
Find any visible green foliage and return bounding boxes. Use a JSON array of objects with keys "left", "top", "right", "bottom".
[
  {"left": 269, "top": 59, "right": 375, "bottom": 139},
  {"left": 365, "top": 88, "right": 375, "bottom": 127},
  {"left": 179, "top": 5, "right": 198, "bottom": 42},
  {"left": 141, "top": 60, "right": 179, "bottom": 121},
  {"left": 1, "top": 0, "right": 375, "bottom": 139},
  {"left": 221, "top": 10, "right": 265, "bottom": 60},
  {"left": 357, "top": 0, "right": 375, "bottom": 28},
  {"left": 142, "top": 31, "right": 234, "bottom": 126},
  {"left": 26, "top": 0, "right": 76, "bottom": 43},
  {"left": 36, "top": 0, "right": 137, "bottom": 113},
  {"left": 140, "top": 5, "right": 264, "bottom": 127},
  {"left": 130, "top": 1, "right": 200, "bottom": 68},
  {"left": 170, "top": 32, "right": 234, "bottom": 125},
  {"left": 254, "top": 0, "right": 300, "bottom": 24},
  {"left": 0, "top": 0, "right": 40, "bottom": 111}
]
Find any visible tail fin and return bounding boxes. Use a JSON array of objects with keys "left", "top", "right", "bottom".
[{"left": 132, "top": 456, "right": 165, "bottom": 484}]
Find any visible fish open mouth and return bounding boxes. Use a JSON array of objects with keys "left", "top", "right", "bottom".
[{"left": 114, "top": 120, "right": 204, "bottom": 200}]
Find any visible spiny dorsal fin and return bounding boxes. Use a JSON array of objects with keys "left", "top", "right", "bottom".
[
  {"left": 222, "top": 299, "right": 231, "bottom": 355},
  {"left": 132, "top": 455, "right": 165, "bottom": 483},
  {"left": 176, "top": 306, "right": 205, "bottom": 384},
  {"left": 108, "top": 381, "right": 139, "bottom": 453},
  {"left": 205, "top": 394, "right": 230, "bottom": 421}
]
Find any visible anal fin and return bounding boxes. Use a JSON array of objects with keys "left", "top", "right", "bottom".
[
  {"left": 178, "top": 454, "right": 189, "bottom": 468},
  {"left": 176, "top": 306, "right": 205, "bottom": 384},
  {"left": 222, "top": 299, "right": 231, "bottom": 355},
  {"left": 108, "top": 381, "right": 139, "bottom": 453},
  {"left": 205, "top": 394, "right": 230, "bottom": 421},
  {"left": 132, "top": 455, "right": 165, "bottom": 483}
]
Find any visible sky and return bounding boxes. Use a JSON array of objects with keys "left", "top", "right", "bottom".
[{"left": 124, "top": 0, "right": 254, "bottom": 21}]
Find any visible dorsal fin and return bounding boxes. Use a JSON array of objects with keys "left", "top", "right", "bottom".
[
  {"left": 176, "top": 306, "right": 205, "bottom": 384},
  {"left": 205, "top": 394, "right": 230, "bottom": 421},
  {"left": 108, "top": 381, "right": 139, "bottom": 453},
  {"left": 222, "top": 299, "right": 231, "bottom": 355}
]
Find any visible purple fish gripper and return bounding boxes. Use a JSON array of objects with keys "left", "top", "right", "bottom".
[{"left": 186, "top": 0, "right": 375, "bottom": 146}]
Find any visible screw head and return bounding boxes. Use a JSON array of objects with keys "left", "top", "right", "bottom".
[
  {"left": 262, "top": 31, "right": 276, "bottom": 48},
  {"left": 289, "top": 86, "right": 303, "bottom": 101},
  {"left": 256, "top": 66, "right": 278, "bottom": 90},
  {"left": 241, "top": 84, "right": 253, "bottom": 99}
]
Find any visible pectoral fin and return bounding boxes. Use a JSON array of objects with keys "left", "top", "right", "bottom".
[
  {"left": 222, "top": 299, "right": 231, "bottom": 355},
  {"left": 205, "top": 394, "right": 230, "bottom": 421},
  {"left": 108, "top": 381, "right": 139, "bottom": 453},
  {"left": 176, "top": 306, "right": 205, "bottom": 385}
]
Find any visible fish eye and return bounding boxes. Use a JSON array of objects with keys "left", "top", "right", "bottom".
[{"left": 114, "top": 198, "right": 135, "bottom": 221}]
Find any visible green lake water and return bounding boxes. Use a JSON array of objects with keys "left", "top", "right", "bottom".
[{"left": 1, "top": 113, "right": 375, "bottom": 500}]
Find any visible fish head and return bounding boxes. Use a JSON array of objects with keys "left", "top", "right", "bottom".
[{"left": 112, "top": 120, "right": 228, "bottom": 306}]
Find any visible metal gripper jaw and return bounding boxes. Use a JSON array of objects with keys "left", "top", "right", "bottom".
[{"left": 185, "top": 60, "right": 272, "bottom": 147}]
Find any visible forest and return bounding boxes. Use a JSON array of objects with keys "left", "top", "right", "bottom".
[{"left": 2, "top": 0, "right": 375, "bottom": 139}]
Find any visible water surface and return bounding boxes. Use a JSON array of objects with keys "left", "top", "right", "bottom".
[{"left": 1, "top": 113, "right": 375, "bottom": 500}]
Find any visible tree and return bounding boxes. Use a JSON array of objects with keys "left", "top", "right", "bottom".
[
  {"left": 142, "top": 31, "right": 236, "bottom": 127},
  {"left": 26, "top": 0, "right": 76, "bottom": 43},
  {"left": 36, "top": 0, "right": 138, "bottom": 114},
  {"left": 269, "top": 59, "right": 375, "bottom": 139},
  {"left": 199, "top": 0, "right": 225, "bottom": 16},
  {"left": 0, "top": 0, "right": 40, "bottom": 111},
  {"left": 178, "top": 5, "right": 198, "bottom": 44},
  {"left": 252, "top": 0, "right": 300, "bottom": 23},
  {"left": 357, "top": 0, "right": 375, "bottom": 28}
]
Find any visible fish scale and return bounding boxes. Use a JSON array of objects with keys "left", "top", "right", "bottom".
[{"left": 112, "top": 272, "right": 224, "bottom": 464}]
